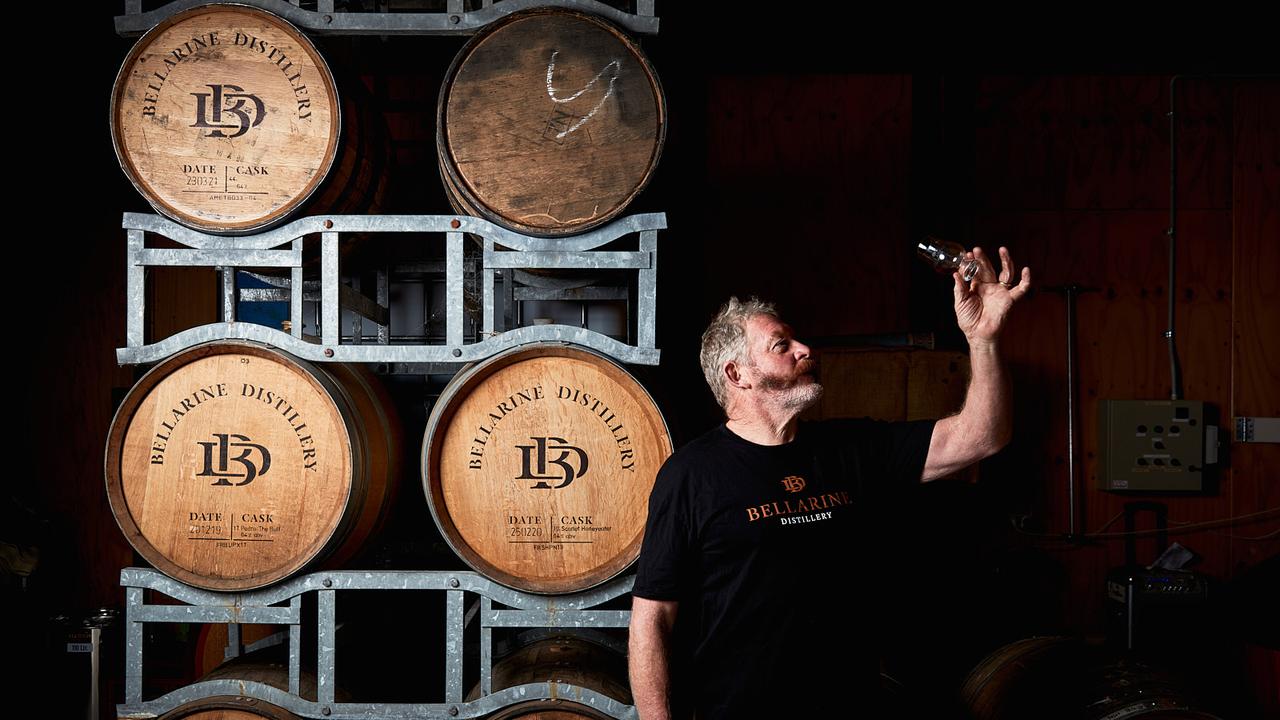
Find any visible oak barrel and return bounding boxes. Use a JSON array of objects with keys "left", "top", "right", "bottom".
[
  {"left": 437, "top": 8, "right": 666, "bottom": 237},
  {"left": 194, "top": 623, "right": 287, "bottom": 678},
  {"left": 961, "top": 639, "right": 1225, "bottom": 720},
  {"left": 422, "top": 343, "right": 671, "bottom": 594},
  {"left": 1084, "top": 660, "right": 1225, "bottom": 720},
  {"left": 111, "top": 5, "right": 389, "bottom": 234},
  {"left": 469, "top": 635, "right": 631, "bottom": 719},
  {"left": 960, "top": 636, "right": 1083, "bottom": 720},
  {"left": 159, "top": 648, "right": 325, "bottom": 720},
  {"left": 105, "top": 341, "right": 401, "bottom": 591}
]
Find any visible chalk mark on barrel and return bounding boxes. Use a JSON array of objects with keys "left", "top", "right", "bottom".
[{"left": 545, "top": 51, "right": 621, "bottom": 139}]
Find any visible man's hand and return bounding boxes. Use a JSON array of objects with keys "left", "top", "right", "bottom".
[{"left": 953, "top": 246, "right": 1032, "bottom": 346}]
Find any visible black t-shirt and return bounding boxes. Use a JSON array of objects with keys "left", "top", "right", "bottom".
[{"left": 632, "top": 418, "right": 936, "bottom": 719}]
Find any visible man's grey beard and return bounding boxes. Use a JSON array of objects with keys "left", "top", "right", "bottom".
[
  {"left": 781, "top": 381, "right": 824, "bottom": 410},
  {"left": 755, "top": 372, "right": 824, "bottom": 410}
]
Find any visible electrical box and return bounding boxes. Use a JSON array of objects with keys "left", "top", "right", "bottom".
[{"left": 1098, "top": 400, "right": 1218, "bottom": 492}]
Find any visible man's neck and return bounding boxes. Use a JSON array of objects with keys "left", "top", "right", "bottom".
[{"left": 725, "top": 405, "right": 801, "bottom": 446}]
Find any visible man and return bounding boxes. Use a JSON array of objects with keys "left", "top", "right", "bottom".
[{"left": 628, "top": 247, "right": 1031, "bottom": 718}]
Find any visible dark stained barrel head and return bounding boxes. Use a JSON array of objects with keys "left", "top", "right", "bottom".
[{"left": 438, "top": 9, "right": 666, "bottom": 238}]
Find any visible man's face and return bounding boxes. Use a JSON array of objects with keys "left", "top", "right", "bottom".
[{"left": 741, "top": 314, "right": 823, "bottom": 411}]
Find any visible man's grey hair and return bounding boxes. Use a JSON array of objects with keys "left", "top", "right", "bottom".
[{"left": 700, "top": 296, "right": 778, "bottom": 409}]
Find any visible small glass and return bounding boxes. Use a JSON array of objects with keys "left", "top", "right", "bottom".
[{"left": 916, "top": 236, "right": 980, "bottom": 282}]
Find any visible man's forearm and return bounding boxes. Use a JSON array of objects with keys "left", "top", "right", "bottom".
[
  {"left": 629, "top": 616, "right": 674, "bottom": 720},
  {"left": 957, "top": 339, "right": 1012, "bottom": 456},
  {"left": 923, "top": 339, "right": 1012, "bottom": 480}
]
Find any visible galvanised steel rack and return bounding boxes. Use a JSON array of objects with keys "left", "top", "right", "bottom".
[
  {"left": 117, "top": 212, "right": 663, "bottom": 367},
  {"left": 117, "top": 568, "right": 637, "bottom": 719}
]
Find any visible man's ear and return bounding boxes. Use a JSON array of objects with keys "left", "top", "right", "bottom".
[{"left": 724, "top": 361, "right": 748, "bottom": 390}]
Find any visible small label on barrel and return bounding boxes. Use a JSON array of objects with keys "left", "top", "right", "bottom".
[
  {"left": 184, "top": 510, "right": 282, "bottom": 549},
  {"left": 506, "top": 514, "right": 614, "bottom": 547},
  {"left": 181, "top": 164, "right": 274, "bottom": 199}
]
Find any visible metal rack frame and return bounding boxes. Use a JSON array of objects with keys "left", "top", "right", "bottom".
[
  {"left": 117, "top": 212, "right": 663, "bottom": 367},
  {"left": 115, "top": 0, "right": 658, "bottom": 37},
  {"left": 118, "top": 568, "right": 637, "bottom": 719},
  {"left": 113, "top": 5, "right": 662, "bottom": 719}
]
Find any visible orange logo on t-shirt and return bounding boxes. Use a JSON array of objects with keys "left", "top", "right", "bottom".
[
  {"left": 781, "top": 475, "right": 806, "bottom": 493},
  {"left": 744, "top": 489, "right": 851, "bottom": 522}
]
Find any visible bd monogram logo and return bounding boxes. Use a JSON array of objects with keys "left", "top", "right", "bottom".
[
  {"left": 781, "top": 475, "right": 806, "bottom": 493},
  {"left": 516, "top": 437, "right": 589, "bottom": 490},
  {"left": 190, "top": 84, "right": 266, "bottom": 138},
  {"left": 196, "top": 433, "right": 271, "bottom": 486}
]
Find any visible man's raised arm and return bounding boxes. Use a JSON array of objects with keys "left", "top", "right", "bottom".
[{"left": 923, "top": 246, "right": 1031, "bottom": 481}]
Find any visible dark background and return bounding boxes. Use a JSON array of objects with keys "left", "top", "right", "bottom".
[{"left": 12, "top": 3, "right": 1278, "bottom": 717}]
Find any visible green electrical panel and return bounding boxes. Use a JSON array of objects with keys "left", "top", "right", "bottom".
[{"left": 1098, "top": 400, "right": 1218, "bottom": 492}]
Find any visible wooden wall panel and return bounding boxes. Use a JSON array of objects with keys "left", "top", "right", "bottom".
[
  {"left": 973, "top": 77, "right": 1230, "bottom": 210},
  {"left": 36, "top": 235, "right": 138, "bottom": 610},
  {"left": 1230, "top": 81, "right": 1280, "bottom": 421},
  {"left": 800, "top": 349, "right": 969, "bottom": 422},
  {"left": 969, "top": 74, "right": 1259, "bottom": 636},
  {"left": 906, "top": 352, "right": 971, "bottom": 421},
  {"left": 979, "top": 216, "right": 1172, "bottom": 631},
  {"left": 808, "top": 350, "right": 910, "bottom": 421},
  {"left": 32, "top": 22, "right": 147, "bottom": 613},
  {"left": 148, "top": 266, "right": 218, "bottom": 342},
  {"left": 707, "top": 75, "right": 911, "bottom": 209},
  {"left": 1230, "top": 80, "right": 1280, "bottom": 569},
  {"left": 703, "top": 75, "right": 912, "bottom": 338},
  {"left": 1175, "top": 78, "right": 1236, "bottom": 211}
]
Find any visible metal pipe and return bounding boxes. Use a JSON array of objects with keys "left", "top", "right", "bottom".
[
  {"left": 1167, "top": 76, "right": 1184, "bottom": 401},
  {"left": 1049, "top": 284, "right": 1095, "bottom": 539},
  {"left": 1161, "top": 74, "right": 1275, "bottom": 400},
  {"left": 1066, "top": 285, "right": 1078, "bottom": 537}
]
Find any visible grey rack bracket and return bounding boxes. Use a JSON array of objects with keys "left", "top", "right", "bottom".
[
  {"left": 117, "top": 212, "right": 663, "bottom": 367},
  {"left": 1235, "top": 416, "right": 1280, "bottom": 443},
  {"left": 118, "top": 568, "right": 638, "bottom": 720},
  {"left": 115, "top": 0, "right": 659, "bottom": 37}
]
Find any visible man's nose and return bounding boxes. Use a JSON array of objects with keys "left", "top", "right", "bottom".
[{"left": 794, "top": 340, "right": 812, "bottom": 359}]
